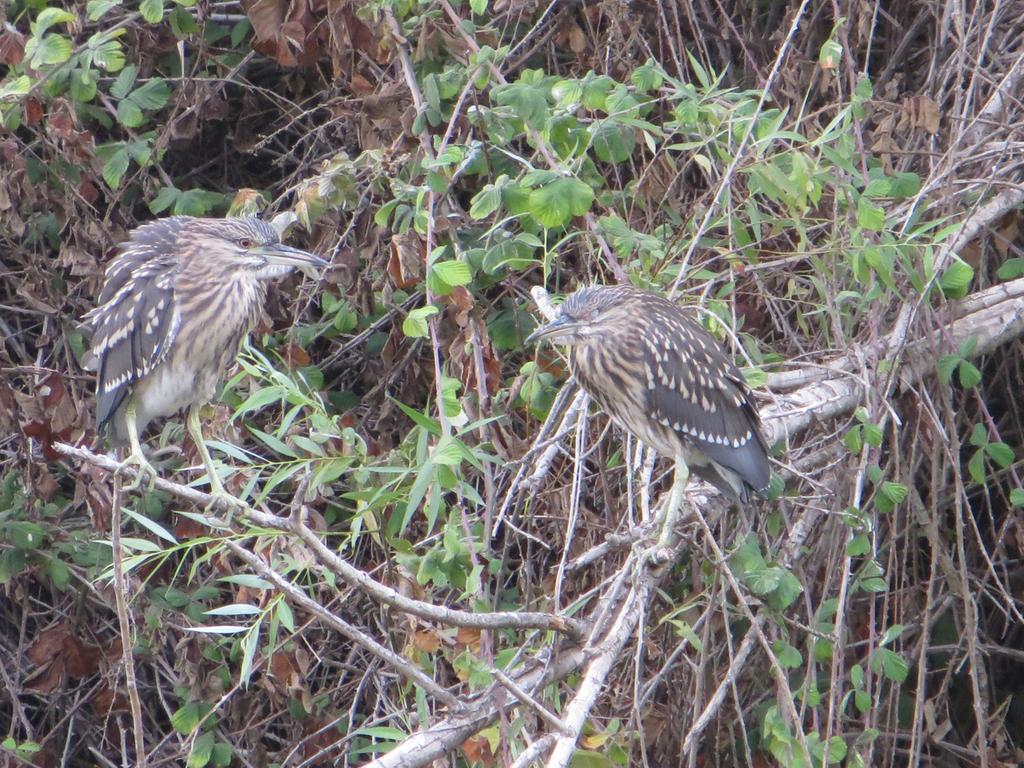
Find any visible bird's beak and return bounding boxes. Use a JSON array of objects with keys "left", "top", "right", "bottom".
[
  {"left": 526, "top": 315, "right": 581, "bottom": 344},
  {"left": 253, "top": 243, "right": 329, "bottom": 269}
]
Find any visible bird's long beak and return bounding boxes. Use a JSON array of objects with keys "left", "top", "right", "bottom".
[
  {"left": 253, "top": 243, "right": 329, "bottom": 269},
  {"left": 526, "top": 315, "right": 581, "bottom": 344}
]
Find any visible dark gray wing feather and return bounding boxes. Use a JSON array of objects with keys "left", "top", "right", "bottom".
[
  {"left": 643, "top": 311, "right": 770, "bottom": 495},
  {"left": 84, "top": 247, "right": 181, "bottom": 430}
]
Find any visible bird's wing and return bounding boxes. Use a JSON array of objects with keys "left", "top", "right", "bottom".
[
  {"left": 84, "top": 253, "right": 181, "bottom": 429},
  {"left": 642, "top": 317, "right": 770, "bottom": 493}
]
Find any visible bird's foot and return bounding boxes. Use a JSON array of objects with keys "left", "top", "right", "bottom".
[
  {"left": 202, "top": 473, "right": 248, "bottom": 522},
  {"left": 116, "top": 449, "right": 159, "bottom": 492}
]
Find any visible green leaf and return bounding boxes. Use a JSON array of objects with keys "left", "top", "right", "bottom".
[
  {"left": 630, "top": 61, "right": 663, "bottom": 92},
  {"left": 95, "top": 143, "right": 132, "bottom": 189},
  {"left": 591, "top": 121, "right": 636, "bottom": 163},
  {"left": 239, "top": 625, "right": 259, "bottom": 683},
  {"left": 87, "top": 0, "right": 121, "bottom": 21},
  {"left": 491, "top": 80, "right": 549, "bottom": 129},
  {"left": 90, "top": 35, "right": 126, "bottom": 71},
  {"left": 772, "top": 640, "right": 803, "bottom": 669},
  {"left": 469, "top": 183, "right": 502, "bottom": 220},
  {"left": 747, "top": 565, "right": 781, "bottom": 595},
  {"left": 0, "top": 75, "right": 32, "bottom": 99},
  {"left": 431, "top": 260, "right": 472, "bottom": 287},
  {"left": 581, "top": 74, "right": 615, "bottom": 110},
  {"left": 130, "top": 79, "right": 171, "bottom": 110},
  {"left": 219, "top": 574, "right": 273, "bottom": 589},
  {"left": 666, "top": 619, "right": 704, "bottom": 652},
  {"left": 169, "top": 5, "right": 199, "bottom": 36},
  {"left": 469, "top": 0, "right": 487, "bottom": 13},
  {"left": 826, "top": 736, "right": 848, "bottom": 763},
  {"left": 957, "top": 360, "right": 981, "bottom": 388},
  {"left": 843, "top": 426, "right": 862, "bottom": 454},
  {"left": 551, "top": 79, "right": 583, "bottom": 106},
  {"left": 968, "top": 449, "right": 986, "bottom": 484},
  {"left": 28, "top": 33, "right": 73, "bottom": 66},
  {"left": 275, "top": 600, "right": 295, "bottom": 632},
  {"left": 850, "top": 663, "right": 864, "bottom": 688},
  {"left": 150, "top": 186, "right": 181, "bottom": 214},
  {"left": 402, "top": 305, "right": 439, "bottom": 338},
  {"left": 186, "top": 729, "right": 214, "bottom": 768},
  {"left": 248, "top": 426, "right": 298, "bottom": 458},
  {"left": 205, "top": 603, "right": 260, "bottom": 617},
  {"left": 846, "top": 533, "right": 870, "bottom": 557},
  {"left": 854, "top": 689, "right": 871, "bottom": 714},
  {"left": 859, "top": 577, "right": 888, "bottom": 592},
  {"left": 856, "top": 196, "right": 885, "bottom": 231},
  {"left": 567, "top": 750, "right": 615, "bottom": 767},
  {"left": 862, "top": 178, "right": 891, "bottom": 197},
  {"left": 111, "top": 65, "right": 138, "bottom": 98},
  {"left": 124, "top": 508, "right": 177, "bottom": 544},
  {"left": 1010, "top": 488, "right": 1024, "bottom": 507},
  {"left": 880, "top": 624, "right": 904, "bottom": 646},
  {"left": 45, "top": 557, "right": 71, "bottom": 590},
  {"left": 939, "top": 258, "right": 974, "bottom": 299},
  {"left": 996, "top": 257, "right": 1024, "bottom": 280},
  {"left": 140, "top": 0, "right": 165, "bottom": 23},
  {"left": 769, "top": 569, "right": 804, "bottom": 610},
  {"left": 528, "top": 178, "right": 594, "bottom": 228},
  {"left": 879, "top": 481, "right": 907, "bottom": 506},
  {"left": 936, "top": 354, "right": 959, "bottom": 384},
  {"left": 818, "top": 38, "right": 842, "bottom": 69},
  {"left": 432, "top": 436, "right": 464, "bottom": 466},
  {"left": 871, "top": 648, "right": 909, "bottom": 683},
  {"left": 986, "top": 441, "right": 1015, "bottom": 468},
  {"left": 171, "top": 702, "right": 206, "bottom": 735},
  {"left": 34, "top": 8, "right": 76, "bottom": 33},
  {"left": 8, "top": 522, "right": 45, "bottom": 550},
  {"left": 210, "top": 742, "right": 232, "bottom": 768},
  {"left": 863, "top": 422, "right": 883, "bottom": 448},
  {"left": 70, "top": 69, "right": 98, "bottom": 102},
  {"left": 969, "top": 422, "right": 988, "bottom": 447},
  {"left": 117, "top": 98, "right": 144, "bottom": 127}
]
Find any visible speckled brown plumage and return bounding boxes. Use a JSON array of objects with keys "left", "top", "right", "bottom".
[
  {"left": 84, "top": 216, "right": 325, "bottom": 494},
  {"left": 528, "top": 284, "right": 771, "bottom": 500}
]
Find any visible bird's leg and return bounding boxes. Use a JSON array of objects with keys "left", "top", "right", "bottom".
[
  {"left": 186, "top": 405, "right": 245, "bottom": 513},
  {"left": 654, "top": 457, "right": 690, "bottom": 552},
  {"left": 117, "top": 402, "right": 158, "bottom": 491}
]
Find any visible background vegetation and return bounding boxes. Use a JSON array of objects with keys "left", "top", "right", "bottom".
[{"left": 2, "top": 0, "right": 1024, "bottom": 766}]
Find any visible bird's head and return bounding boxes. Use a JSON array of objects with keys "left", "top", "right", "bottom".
[
  {"left": 179, "top": 217, "right": 328, "bottom": 279},
  {"left": 526, "top": 285, "right": 630, "bottom": 346}
]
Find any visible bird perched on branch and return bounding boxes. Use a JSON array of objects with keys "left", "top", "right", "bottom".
[
  {"left": 528, "top": 284, "right": 771, "bottom": 543},
  {"left": 85, "top": 216, "right": 327, "bottom": 498}
]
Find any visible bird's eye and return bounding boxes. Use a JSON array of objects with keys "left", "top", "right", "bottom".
[{"left": 238, "top": 238, "right": 254, "bottom": 249}]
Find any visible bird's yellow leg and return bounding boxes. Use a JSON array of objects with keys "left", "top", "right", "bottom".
[
  {"left": 118, "top": 402, "right": 158, "bottom": 491},
  {"left": 187, "top": 405, "right": 245, "bottom": 512},
  {"left": 655, "top": 458, "right": 690, "bottom": 551}
]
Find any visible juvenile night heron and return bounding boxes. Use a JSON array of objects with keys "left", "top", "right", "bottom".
[
  {"left": 527, "top": 285, "right": 771, "bottom": 545},
  {"left": 85, "top": 216, "right": 326, "bottom": 498}
]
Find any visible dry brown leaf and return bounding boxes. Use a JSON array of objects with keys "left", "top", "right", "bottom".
[
  {"left": 242, "top": 0, "right": 320, "bottom": 67},
  {"left": 455, "top": 627, "right": 481, "bottom": 652},
  {"left": 387, "top": 232, "right": 425, "bottom": 288},
  {"left": 412, "top": 629, "right": 442, "bottom": 654},
  {"left": 26, "top": 624, "right": 70, "bottom": 665},
  {"left": 16, "top": 371, "right": 81, "bottom": 460},
  {"left": 25, "top": 657, "right": 66, "bottom": 694},
  {"left": 0, "top": 28, "right": 25, "bottom": 65},
  {"left": 915, "top": 95, "right": 941, "bottom": 134},
  {"left": 25, "top": 97, "right": 43, "bottom": 125},
  {"left": 460, "top": 735, "right": 494, "bottom": 767},
  {"left": 349, "top": 73, "right": 374, "bottom": 97}
]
